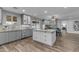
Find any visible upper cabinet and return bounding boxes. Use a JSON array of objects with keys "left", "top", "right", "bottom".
[
  {"left": 6, "top": 16, "right": 17, "bottom": 25},
  {"left": 22, "top": 15, "right": 31, "bottom": 25},
  {"left": 27, "top": 16, "right": 31, "bottom": 24},
  {"left": 2, "top": 10, "right": 22, "bottom": 25},
  {"left": 6, "top": 16, "right": 11, "bottom": 21},
  {"left": 13, "top": 16, "right": 17, "bottom": 22},
  {"left": 6, "top": 16, "right": 17, "bottom": 22},
  {"left": 23, "top": 15, "right": 28, "bottom": 24}
]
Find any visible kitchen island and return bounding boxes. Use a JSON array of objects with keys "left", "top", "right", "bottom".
[{"left": 33, "top": 29, "right": 56, "bottom": 46}]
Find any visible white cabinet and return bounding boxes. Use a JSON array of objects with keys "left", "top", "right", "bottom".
[
  {"left": 33, "top": 30, "right": 56, "bottom": 46},
  {"left": 8, "top": 31, "right": 17, "bottom": 42},
  {"left": 33, "top": 30, "right": 37, "bottom": 40},
  {"left": 0, "top": 32, "right": 8, "bottom": 44},
  {"left": 40, "top": 31, "right": 47, "bottom": 43},
  {"left": 43, "top": 32, "right": 56, "bottom": 46},
  {"left": 16, "top": 30, "right": 22, "bottom": 39},
  {"left": 33, "top": 31, "right": 41, "bottom": 42}
]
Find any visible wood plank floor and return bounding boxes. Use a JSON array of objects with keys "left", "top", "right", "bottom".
[{"left": 0, "top": 33, "right": 79, "bottom": 52}]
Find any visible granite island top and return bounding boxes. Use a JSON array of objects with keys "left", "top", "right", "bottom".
[{"left": 33, "top": 29, "right": 56, "bottom": 33}]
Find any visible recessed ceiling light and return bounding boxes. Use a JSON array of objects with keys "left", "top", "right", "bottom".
[
  {"left": 44, "top": 10, "right": 48, "bottom": 14},
  {"left": 22, "top": 9, "right": 26, "bottom": 12}
]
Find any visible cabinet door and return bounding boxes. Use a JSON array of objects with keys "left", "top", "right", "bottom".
[
  {"left": 22, "top": 30, "right": 27, "bottom": 38},
  {"left": 39, "top": 31, "right": 45, "bottom": 43},
  {"left": 33, "top": 31, "right": 37, "bottom": 40},
  {"left": 45, "top": 32, "right": 56, "bottom": 46},
  {"left": 36, "top": 31, "right": 41, "bottom": 42},
  {"left": 8, "top": 31, "right": 17, "bottom": 42},
  {"left": 29, "top": 29, "right": 33, "bottom": 36},
  {"left": 0, "top": 32, "right": 8, "bottom": 45},
  {"left": 22, "top": 29, "right": 32, "bottom": 38},
  {"left": 23, "top": 15, "right": 28, "bottom": 24},
  {"left": 26, "top": 29, "right": 32, "bottom": 37},
  {"left": 33, "top": 31, "right": 40, "bottom": 42},
  {"left": 16, "top": 30, "right": 21, "bottom": 39},
  {"left": 44, "top": 32, "right": 52, "bottom": 44}
]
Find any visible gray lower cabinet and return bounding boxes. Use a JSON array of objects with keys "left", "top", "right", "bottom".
[
  {"left": 8, "top": 31, "right": 17, "bottom": 42},
  {"left": 22, "top": 30, "right": 27, "bottom": 38},
  {"left": 0, "top": 29, "right": 32, "bottom": 45},
  {"left": 22, "top": 29, "right": 32, "bottom": 38},
  {"left": 0, "top": 32, "right": 8, "bottom": 44},
  {"left": 26, "top": 29, "right": 32, "bottom": 36},
  {"left": 16, "top": 30, "right": 22, "bottom": 39}
]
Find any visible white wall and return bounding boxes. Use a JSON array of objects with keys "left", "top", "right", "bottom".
[
  {"left": 2, "top": 10, "right": 21, "bottom": 25},
  {"left": 66, "top": 20, "right": 74, "bottom": 33},
  {"left": 60, "top": 19, "right": 79, "bottom": 34},
  {"left": 66, "top": 20, "right": 79, "bottom": 34}
]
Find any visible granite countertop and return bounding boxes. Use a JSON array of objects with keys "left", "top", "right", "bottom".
[
  {"left": 0, "top": 28, "right": 32, "bottom": 33},
  {"left": 33, "top": 29, "right": 56, "bottom": 33}
]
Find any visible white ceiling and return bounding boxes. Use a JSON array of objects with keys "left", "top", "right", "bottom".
[{"left": 2, "top": 7, "right": 79, "bottom": 20}]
